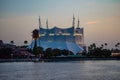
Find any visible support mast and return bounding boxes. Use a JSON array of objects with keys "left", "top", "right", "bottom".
[
  {"left": 46, "top": 19, "right": 48, "bottom": 29},
  {"left": 77, "top": 18, "right": 80, "bottom": 28},
  {"left": 72, "top": 14, "right": 75, "bottom": 28},
  {"left": 39, "top": 16, "right": 41, "bottom": 30},
  {"left": 38, "top": 16, "right": 41, "bottom": 46}
]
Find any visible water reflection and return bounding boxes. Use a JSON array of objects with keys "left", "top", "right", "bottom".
[{"left": 0, "top": 61, "right": 120, "bottom": 80}]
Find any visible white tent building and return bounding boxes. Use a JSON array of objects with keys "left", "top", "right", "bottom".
[{"left": 30, "top": 16, "right": 85, "bottom": 55}]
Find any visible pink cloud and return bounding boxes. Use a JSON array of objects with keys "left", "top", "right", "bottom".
[{"left": 86, "top": 21, "right": 99, "bottom": 25}]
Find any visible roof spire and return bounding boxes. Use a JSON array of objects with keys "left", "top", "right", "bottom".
[
  {"left": 77, "top": 17, "right": 80, "bottom": 28},
  {"left": 72, "top": 14, "right": 75, "bottom": 28},
  {"left": 39, "top": 16, "right": 41, "bottom": 29},
  {"left": 46, "top": 19, "right": 48, "bottom": 29}
]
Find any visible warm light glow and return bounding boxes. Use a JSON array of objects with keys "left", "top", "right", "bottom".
[
  {"left": 74, "top": 34, "right": 82, "bottom": 36},
  {"left": 49, "top": 34, "right": 55, "bottom": 36},
  {"left": 86, "top": 21, "right": 99, "bottom": 25}
]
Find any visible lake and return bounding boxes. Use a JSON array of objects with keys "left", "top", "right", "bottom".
[{"left": 0, "top": 60, "right": 120, "bottom": 80}]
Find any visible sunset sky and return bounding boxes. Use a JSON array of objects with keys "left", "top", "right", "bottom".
[{"left": 0, "top": 0, "right": 120, "bottom": 49}]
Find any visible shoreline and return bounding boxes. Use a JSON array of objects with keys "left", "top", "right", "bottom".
[{"left": 0, "top": 57, "right": 120, "bottom": 62}]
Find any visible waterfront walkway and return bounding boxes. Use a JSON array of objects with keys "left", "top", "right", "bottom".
[{"left": 0, "top": 57, "right": 120, "bottom": 62}]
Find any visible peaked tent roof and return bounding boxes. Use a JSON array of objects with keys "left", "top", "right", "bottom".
[{"left": 39, "top": 26, "right": 74, "bottom": 34}]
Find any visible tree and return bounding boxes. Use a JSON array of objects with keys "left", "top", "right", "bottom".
[
  {"left": 33, "top": 47, "right": 44, "bottom": 58},
  {"left": 44, "top": 48, "right": 53, "bottom": 58},
  {"left": 117, "top": 42, "right": 120, "bottom": 50},
  {"left": 61, "top": 49, "right": 69, "bottom": 56},
  {"left": 115, "top": 44, "right": 118, "bottom": 48},
  {"left": 32, "top": 29, "right": 39, "bottom": 55},
  {"left": 101, "top": 44, "right": 104, "bottom": 49},
  {"left": 10, "top": 40, "right": 14, "bottom": 45},
  {"left": 87, "top": 43, "right": 111, "bottom": 57},
  {"left": 52, "top": 48, "right": 61, "bottom": 57},
  {"left": 104, "top": 43, "right": 107, "bottom": 49},
  {"left": 32, "top": 29, "right": 39, "bottom": 39},
  {"left": 88, "top": 43, "right": 96, "bottom": 53},
  {"left": 102, "top": 49, "right": 111, "bottom": 57},
  {"left": 115, "top": 42, "right": 120, "bottom": 49},
  {"left": 117, "top": 42, "right": 120, "bottom": 45},
  {"left": 24, "top": 40, "right": 28, "bottom": 46},
  {"left": 114, "top": 43, "right": 120, "bottom": 53},
  {"left": 92, "top": 43, "right": 96, "bottom": 49}
]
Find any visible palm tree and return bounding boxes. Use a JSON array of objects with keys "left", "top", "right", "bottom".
[
  {"left": 24, "top": 40, "right": 28, "bottom": 46},
  {"left": 92, "top": 43, "right": 96, "bottom": 49},
  {"left": 104, "top": 43, "right": 107, "bottom": 49},
  {"left": 117, "top": 42, "right": 119, "bottom": 45},
  {"left": 117, "top": 42, "right": 120, "bottom": 47},
  {"left": 32, "top": 29, "right": 39, "bottom": 47},
  {"left": 115, "top": 44, "right": 118, "bottom": 48},
  {"left": 10, "top": 40, "right": 14, "bottom": 45},
  {"left": 115, "top": 42, "right": 120, "bottom": 49},
  {"left": 101, "top": 44, "right": 104, "bottom": 49},
  {"left": 114, "top": 43, "right": 120, "bottom": 53},
  {"left": 32, "top": 29, "right": 39, "bottom": 56}
]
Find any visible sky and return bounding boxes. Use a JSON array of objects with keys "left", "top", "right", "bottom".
[{"left": 0, "top": 0, "right": 120, "bottom": 49}]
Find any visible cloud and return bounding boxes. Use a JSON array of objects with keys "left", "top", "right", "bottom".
[
  {"left": 114, "top": 15, "right": 120, "bottom": 19},
  {"left": 86, "top": 21, "right": 99, "bottom": 25}
]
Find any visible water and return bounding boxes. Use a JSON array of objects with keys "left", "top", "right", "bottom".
[{"left": 0, "top": 61, "right": 120, "bottom": 80}]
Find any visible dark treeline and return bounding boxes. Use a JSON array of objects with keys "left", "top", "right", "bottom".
[
  {"left": 0, "top": 42, "right": 120, "bottom": 59},
  {"left": 0, "top": 46, "right": 30, "bottom": 59},
  {"left": 84, "top": 43, "right": 120, "bottom": 57},
  {"left": 0, "top": 46, "right": 74, "bottom": 59},
  {"left": 0, "top": 47, "right": 12, "bottom": 59},
  {"left": 33, "top": 47, "right": 74, "bottom": 59},
  {"left": 32, "top": 43, "right": 120, "bottom": 58}
]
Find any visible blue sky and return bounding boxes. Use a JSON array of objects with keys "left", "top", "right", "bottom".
[
  {"left": 0, "top": 0, "right": 120, "bottom": 48},
  {"left": 1, "top": 0, "right": 119, "bottom": 18}
]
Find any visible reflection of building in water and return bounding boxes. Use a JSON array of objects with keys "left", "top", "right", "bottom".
[{"left": 30, "top": 15, "right": 85, "bottom": 54}]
